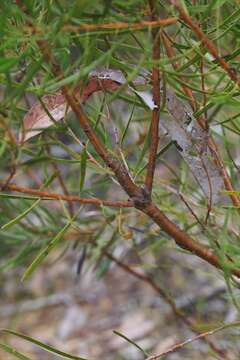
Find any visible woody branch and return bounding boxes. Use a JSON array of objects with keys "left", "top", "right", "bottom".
[{"left": 33, "top": 39, "right": 240, "bottom": 279}]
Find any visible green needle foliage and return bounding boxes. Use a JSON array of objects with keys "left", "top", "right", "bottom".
[{"left": 1, "top": 0, "right": 240, "bottom": 358}]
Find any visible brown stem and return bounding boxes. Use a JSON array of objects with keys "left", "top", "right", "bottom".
[
  {"left": 170, "top": 0, "right": 240, "bottom": 85},
  {"left": 37, "top": 39, "right": 140, "bottom": 198},
  {"left": 140, "top": 202, "right": 240, "bottom": 278},
  {"left": 36, "top": 39, "right": 240, "bottom": 279},
  {"left": 22, "top": 18, "right": 178, "bottom": 36},
  {"left": 0, "top": 181, "right": 133, "bottom": 208},
  {"left": 161, "top": 31, "right": 196, "bottom": 106},
  {"left": 61, "top": 18, "right": 178, "bottom": 32},
  {"left": 146, "top": 322, "right": 238, "bottom": 359},
  {"left": 145, "top": 0, "right": 161, "bottom": 194},
  {"left": 161, "top": 30, "right": 240, "bottom": 208}
]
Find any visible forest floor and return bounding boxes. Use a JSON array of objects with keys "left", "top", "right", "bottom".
[{"left": 1, "top": 246, "right": 239, "bottom": 360}]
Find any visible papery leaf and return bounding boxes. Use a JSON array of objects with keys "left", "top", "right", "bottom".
[
  {"left": 133, "top": 89, "right": 157, "bottom": 110},
  {"left": 162, "top": 90, "right": 223, "bottom": 204},
  {"left": 21, "top": 90, "right": 68, "bottom": 142},
  {"left": 21, "top": 68, "right": 150, "bottom": 142},
  {"left": 89, "top": 68, "right": 126, "bottom": 84},
  {"left": 133, "top": 86, "right": 223, "bottom": 203},
  {"left": 21, "top": 72, "right": 124, "bottom": 142}
]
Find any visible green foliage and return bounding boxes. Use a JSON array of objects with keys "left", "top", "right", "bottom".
[
  {"left": 1, "top": 0, "right": 240, "bottom": 357},
  {"left": 0, "top": 0, "right": 239, "bottom": 278},
  {"left": 0, "top": 329, "right": 87, "bottom": 360}
]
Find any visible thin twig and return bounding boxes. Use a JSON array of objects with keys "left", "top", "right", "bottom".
[
  {"left": 22, "top": 18, "right": 178, "bottom": 35},
  {"left": 170, "top": 0, "right": 240, "bottom": 85},
  {"left": 62, "top": 18, "right": 178, "bottom": 31},
  {"left": 161, "top": 30, "right": 240, "bottom": 208},
  {"left": 13, "top": 8, "right": 240, "bottom": 278},
  {"left": 35, "top": 38, "right": 240, "bottom": 278},
  {"left": 178, "top": 192, "right": 205, "bottom": 230},
  {"left": 146, "top": 321, "right": 240, "bottom": 359},
  {"left": 104, "top": 251, "right": 228, "bottom": 358},
  {"left": 0, "top": 181, "right": 133, "bottom": 208},
  {"left": 38, "top": 39, "right": 140, "bottom": 197},
  {"left": 145, "top": 0, "right": 161, "bottom": 194},
  {"left": 199, "top": 57, "right": 212, "bottom": 223}
]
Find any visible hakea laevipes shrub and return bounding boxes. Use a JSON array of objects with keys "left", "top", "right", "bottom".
[{"left": 1, "top": 0, "right": 240, "bottom": 357}]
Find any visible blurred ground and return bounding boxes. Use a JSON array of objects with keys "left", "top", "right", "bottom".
[{"left": 1, "top": 247, "right": 239, "bottom": 360}]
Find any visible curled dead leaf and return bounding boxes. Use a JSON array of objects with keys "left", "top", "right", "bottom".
[
  {"left": 21, "top": 90, "right": 67, "bottom": 142},
  {"left": 20, "top": 75, "right": 123, "bottom": 143}
]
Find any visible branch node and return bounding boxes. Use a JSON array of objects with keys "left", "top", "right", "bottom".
[{"left": 132, "top": 186, "right": 151, "bottom": 208}]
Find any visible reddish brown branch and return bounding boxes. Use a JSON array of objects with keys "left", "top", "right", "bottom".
[
  {"left": 0, "top": 182, "right": 133, "bottom": 208},
  {"left": 62, "top": 18, "right": 178, "bottom": 32},
  {"left": 141, "top": 202, "right": 240, "bottom": 277},
  {"left": 146, "top": 321, "right": 239, "bottom": 359},
  {"left": 35, "top": 38, "right": 240, "bottom": 279},
  {"left": 161, "top": 31, "right": 196, "bottom": 106},
  {"left": 161, "top": 31, "right": 240, "bottom": 208},
  {"left": 170, "top": 0, "right": 240, "bottom": 85},
  {"left": 145, "top": 0, "right": 161, "bottom": 194},
  {"left": 22, "top": 19, "right": 177, "bottom": 38},
  {"left": 37, "top": 39, "right": 140, "bottom": 199},
  {"left": 10, "top": 4, "right": 240, "bottom": 356}
]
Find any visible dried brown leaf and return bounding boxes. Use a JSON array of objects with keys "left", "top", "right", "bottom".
[
  {"left": 162, "top": 90, "right": 223, "bottom": 203},
  {"left": 21, "top": 91, "right": 67, "bottom": 142},
  {"left": 21, "top": 74, "right": 123, "bottom": 142}
]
